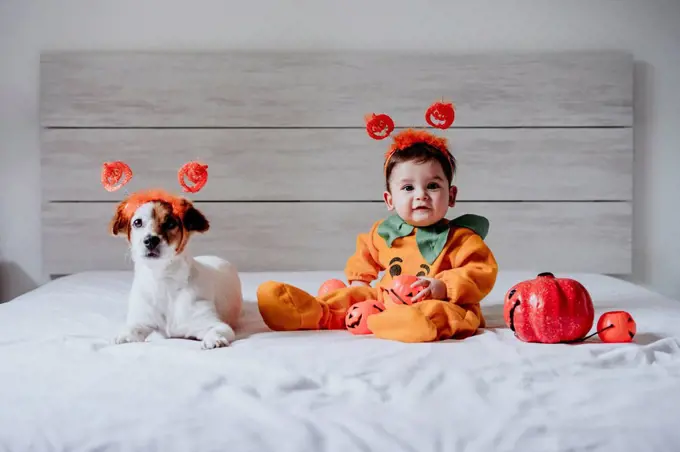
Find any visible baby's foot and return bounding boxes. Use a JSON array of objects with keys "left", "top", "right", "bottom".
[{"left": 257, "top": 281, "right": 324, "bottom": 330}]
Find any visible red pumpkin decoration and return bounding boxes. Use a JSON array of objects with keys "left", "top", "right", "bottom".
[
  {"left": 178, "top": 161, "right": 209, "bottom": 193},
  {"left": 503, "top": 272, "right": 595, "bottom": 343},
  {"left": 318, "top": 278, "right": 347, "bottom": 297},
  {"left": 425, "top": 101, "right": 455, "bottom": 129},
  {"left": 101, "top": 161, "right": 133, "bottom": 192},
  {"left": 597, "top": 311, "right": 636, "bottom": 343},
  {"left": 365, "top": 113, "right": 395, "bottom": 140},
  {"left": 345, "top": 300, "right": 385, "bottom": 335},
  {"left": 386, "top": 275, "right": 426, "bottom": 306}
]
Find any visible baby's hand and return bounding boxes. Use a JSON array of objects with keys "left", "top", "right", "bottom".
[{"left": 410, "top": 277, "right": 447, "bottom": 302}]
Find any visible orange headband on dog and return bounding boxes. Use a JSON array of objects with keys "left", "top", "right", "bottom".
[
  {"left": 364, "top": 100, "right": 456, "bottom": 173},
  {"left": 100, "top": 160, "right": 209, "bottom": 218},
  {"left": 118, "top": 189, "right": 191, "bottom": 220}
]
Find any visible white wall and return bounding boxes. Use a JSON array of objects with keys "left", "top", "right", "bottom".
[{"left": 1, "top": 0, "right": 679, "bottom": 302}]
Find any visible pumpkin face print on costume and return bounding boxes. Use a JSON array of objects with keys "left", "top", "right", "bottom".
[
  {"left": 377, "top": 247, "right": 447, "bottom": 306},
  {"left": 387, "top": 257, "right": 432, "bottom": 278},
  {"left": 374, "top": 229, "right": 457, "bottom": 304},
  {"left": 380, "top": 253, "right": 433, "bottom": 295}
]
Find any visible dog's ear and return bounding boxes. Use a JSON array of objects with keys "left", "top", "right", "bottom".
[
  {"left": 109, "top": 203, "right": 129, "bottom": 237},
  {"left": 183, "top": 205, "right": 209, "bottom": 233}
]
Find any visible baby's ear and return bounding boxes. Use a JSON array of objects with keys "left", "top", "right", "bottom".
[
  {"left": 109, "top": 202, "right": 128, "bottom": 236},
  {"left": 183, "top": 204, "right": 209, "bottom": 233},
  {"left": 383, "top": 190, "right": 395, "bottom": 211},
  {"left": 449, "top": 185, "right": 458, "bottom": 208}
]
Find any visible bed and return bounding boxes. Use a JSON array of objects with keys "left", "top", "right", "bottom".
[
  {"left": 2, "top": 270, "right": 680, "bottom": 451},
  {"left": 1, "top": 49, "right": 678, "bottom": 451}
]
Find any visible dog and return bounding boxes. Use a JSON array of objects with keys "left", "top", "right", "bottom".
[{"left": 109, "top": 189, "right": 243, "bottom": 349}]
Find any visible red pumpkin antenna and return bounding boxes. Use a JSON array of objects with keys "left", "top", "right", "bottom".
[
  {"left": 365, "top": 113, "right": 395, "bottom": 140},
  {"left": 178, "top": 161, "right": 208, "bottom": 193},
  {"left": 101, "top": 161, "right": 133, "bottom": 192},
  {"left": 425, "top": 100, "right": 455, "bottom": 129}
]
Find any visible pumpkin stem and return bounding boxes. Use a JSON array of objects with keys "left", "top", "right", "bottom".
[{"left": 537, "top": 272, "right": 555, "bottom": 278}]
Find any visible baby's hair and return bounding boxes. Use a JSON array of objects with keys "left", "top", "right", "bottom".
[{"left": 384, "top": 143, "right": 456, "bottom": 191}]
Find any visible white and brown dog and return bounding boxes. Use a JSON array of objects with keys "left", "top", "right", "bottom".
[{"left": 109, "top": 189, "right": 242, "bottom": 349}]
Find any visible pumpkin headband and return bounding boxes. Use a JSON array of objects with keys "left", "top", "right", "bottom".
[
  {"left": 364, "top": 101, "right": 456, "bottom": 174},
  {"left": 100, "top": 160, "right": 209, "bottom": 220}
]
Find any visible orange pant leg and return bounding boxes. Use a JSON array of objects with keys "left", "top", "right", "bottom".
[
  {"left": 257, "top": 281, "right": 379, "bottom": 331},
  {"left": 367, "top": 299, "right": 483, "bottom": 343}
]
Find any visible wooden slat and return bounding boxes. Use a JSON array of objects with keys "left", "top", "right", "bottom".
[
  {"left": 39, "top": 51, "right": 633, "bottom": 127},
  {"left": 42, "top": 201, "right": 631, "bottom": 275},
  {"left": 42, "top": 128, "right": 632, "bottom": 202}
]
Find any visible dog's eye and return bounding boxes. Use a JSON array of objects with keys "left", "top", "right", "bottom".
[
  {"left": 132, "top": 219, "right": 142, "bottom": 228},
  {"left": 164, "top": 219, "right": 177, "bottom": 230}
]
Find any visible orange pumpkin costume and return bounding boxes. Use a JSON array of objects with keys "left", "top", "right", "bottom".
[
  {"left": 257, "top": 213, "right": 498, "bottom": 342},
  {"left": 257, "top": 101, "right": 498, "bottom": 342}
]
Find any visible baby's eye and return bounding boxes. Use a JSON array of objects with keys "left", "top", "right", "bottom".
[
  {"left": 427, "top": 182, "right": 440, "bottom": 190},
  {"left": 401, "top": 185, "right": 414, "bottom": 191}
]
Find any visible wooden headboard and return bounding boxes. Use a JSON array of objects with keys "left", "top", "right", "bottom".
[{"left": 39, "top": 50, "right": 633, "bottom": 278}]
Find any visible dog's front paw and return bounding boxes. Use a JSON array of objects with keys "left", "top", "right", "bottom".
[
  {"left": 201, "top": 326, "right": 235, "bottom": 350},
  {"left": 114, "top": 328, "right": 149, "bottom": 345}
]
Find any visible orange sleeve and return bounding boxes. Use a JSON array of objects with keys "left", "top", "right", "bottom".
[
  {"left": 344, "top": 221, "right": 383, "bottom": 285},
  {"left": 434, "top": 230, "right": 498, "bottom": 306}
]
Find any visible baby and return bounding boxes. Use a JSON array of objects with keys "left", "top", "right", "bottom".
[{"left": 257, "top": 107, "right": 498, "bottom": 343}]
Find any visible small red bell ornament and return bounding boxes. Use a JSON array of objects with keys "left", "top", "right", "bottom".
[{"left": 595, "top": 310, "right": 637, "bottom": 343}]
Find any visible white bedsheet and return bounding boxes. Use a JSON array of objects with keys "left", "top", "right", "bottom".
[{"left": 1, "top": 270, "right": 679, "bottom": 452}]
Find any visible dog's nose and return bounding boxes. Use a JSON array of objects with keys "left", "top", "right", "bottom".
[{"left": 143, "top": 235, "right": 160, "bottom": 250}]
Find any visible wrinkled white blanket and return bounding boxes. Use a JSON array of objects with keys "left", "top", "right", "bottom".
[{"left": 1, "top": 270, "right": 679, "bottom": 452}]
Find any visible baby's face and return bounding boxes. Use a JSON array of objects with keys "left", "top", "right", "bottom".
[{"left": 383, "top": 159, "right": 456, "bottom": 227}]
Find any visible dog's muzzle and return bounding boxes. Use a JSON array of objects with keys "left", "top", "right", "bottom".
[{"left": 144, "top": 235, "right": 161, "bottom": 252}]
